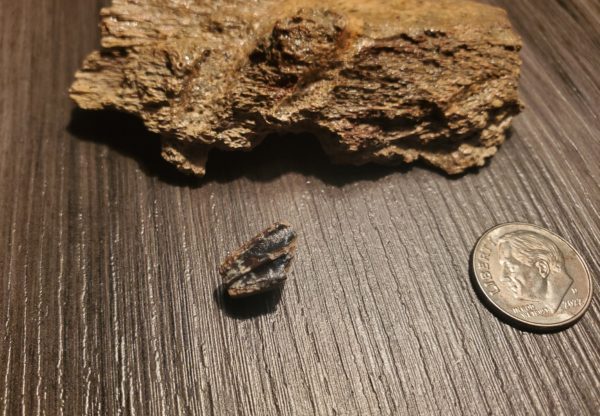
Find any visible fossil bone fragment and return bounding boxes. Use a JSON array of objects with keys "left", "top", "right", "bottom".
[{"left": 70, "top": 0, "right": 522, "bottom": 176}]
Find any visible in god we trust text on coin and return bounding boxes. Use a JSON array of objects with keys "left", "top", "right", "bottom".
[{"left": 472, "top": 223, "right": 593, "bottom": 330}]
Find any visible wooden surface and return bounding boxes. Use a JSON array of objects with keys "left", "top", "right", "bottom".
[{"left": 1, "top": 0, "right": 600, "bottom": 414}]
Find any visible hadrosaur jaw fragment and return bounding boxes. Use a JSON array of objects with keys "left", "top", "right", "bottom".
[{"left": 70, "top": 0, "right": 522, "bottom": 176}]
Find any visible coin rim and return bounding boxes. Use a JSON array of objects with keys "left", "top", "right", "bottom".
[{"left": 472, "top": 222, "right": 594, "bottom": 329}]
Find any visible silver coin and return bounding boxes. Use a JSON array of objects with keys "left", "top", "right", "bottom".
[{"left": 472, "top": 223, "right": 593, "bottom": 330}]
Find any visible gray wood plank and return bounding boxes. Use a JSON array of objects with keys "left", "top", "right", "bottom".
[{"left": 1, "top": 0, "right": 599, "bottom": 414}]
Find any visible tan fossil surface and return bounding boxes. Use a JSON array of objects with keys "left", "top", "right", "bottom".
[{"left": 70, "top": 0, "right": 523, "bottom": 176}]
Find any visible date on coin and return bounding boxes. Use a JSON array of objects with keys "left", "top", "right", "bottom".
[
  {"left": 472, "top": 223, "right": 593, "bottom": 330},
  {"left": 219, "top": 222, "right": 297, "bottom": 298}
]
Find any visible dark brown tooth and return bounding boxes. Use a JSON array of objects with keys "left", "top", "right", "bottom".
[
  {"left": 226, "top": 253, "right": 293, "bottom": 298},
  {"left": 219, "top": 222, "right": 297, "bottom": 297}
]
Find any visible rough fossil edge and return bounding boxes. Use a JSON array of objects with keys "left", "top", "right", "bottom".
[{"left": 70, "top": 0, "right": 523, "bottom": 177}]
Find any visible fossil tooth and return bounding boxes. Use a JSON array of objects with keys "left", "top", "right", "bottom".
[{"left": 219, "top": 222, "right": 297, "bottom": 298}]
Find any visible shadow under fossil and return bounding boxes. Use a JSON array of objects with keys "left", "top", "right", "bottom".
[
  {"left": 213, "top": 284, "right": 284, "bottom": 320},
  {"left": 68, "top": 108, "right": 500, "bottom": 187},
  {"left": 68, "top": 108, "right": 200, "bottom": 186}
]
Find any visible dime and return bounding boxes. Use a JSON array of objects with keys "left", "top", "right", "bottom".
[{"left": 472, "top": 223, "right": 593, "bottom": 330}]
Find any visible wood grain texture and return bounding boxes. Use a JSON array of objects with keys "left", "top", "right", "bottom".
[{"left": 1, "top": 0, "right": 599, "bottom": 414}]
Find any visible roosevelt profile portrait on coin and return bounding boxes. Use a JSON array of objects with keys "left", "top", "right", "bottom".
[{"left": 496, "top": 230, "right": 574, "bottom": 313}]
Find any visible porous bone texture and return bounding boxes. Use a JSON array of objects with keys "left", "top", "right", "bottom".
[{"left": 70, "top": 0, "right": 523, "bottom": 176}]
